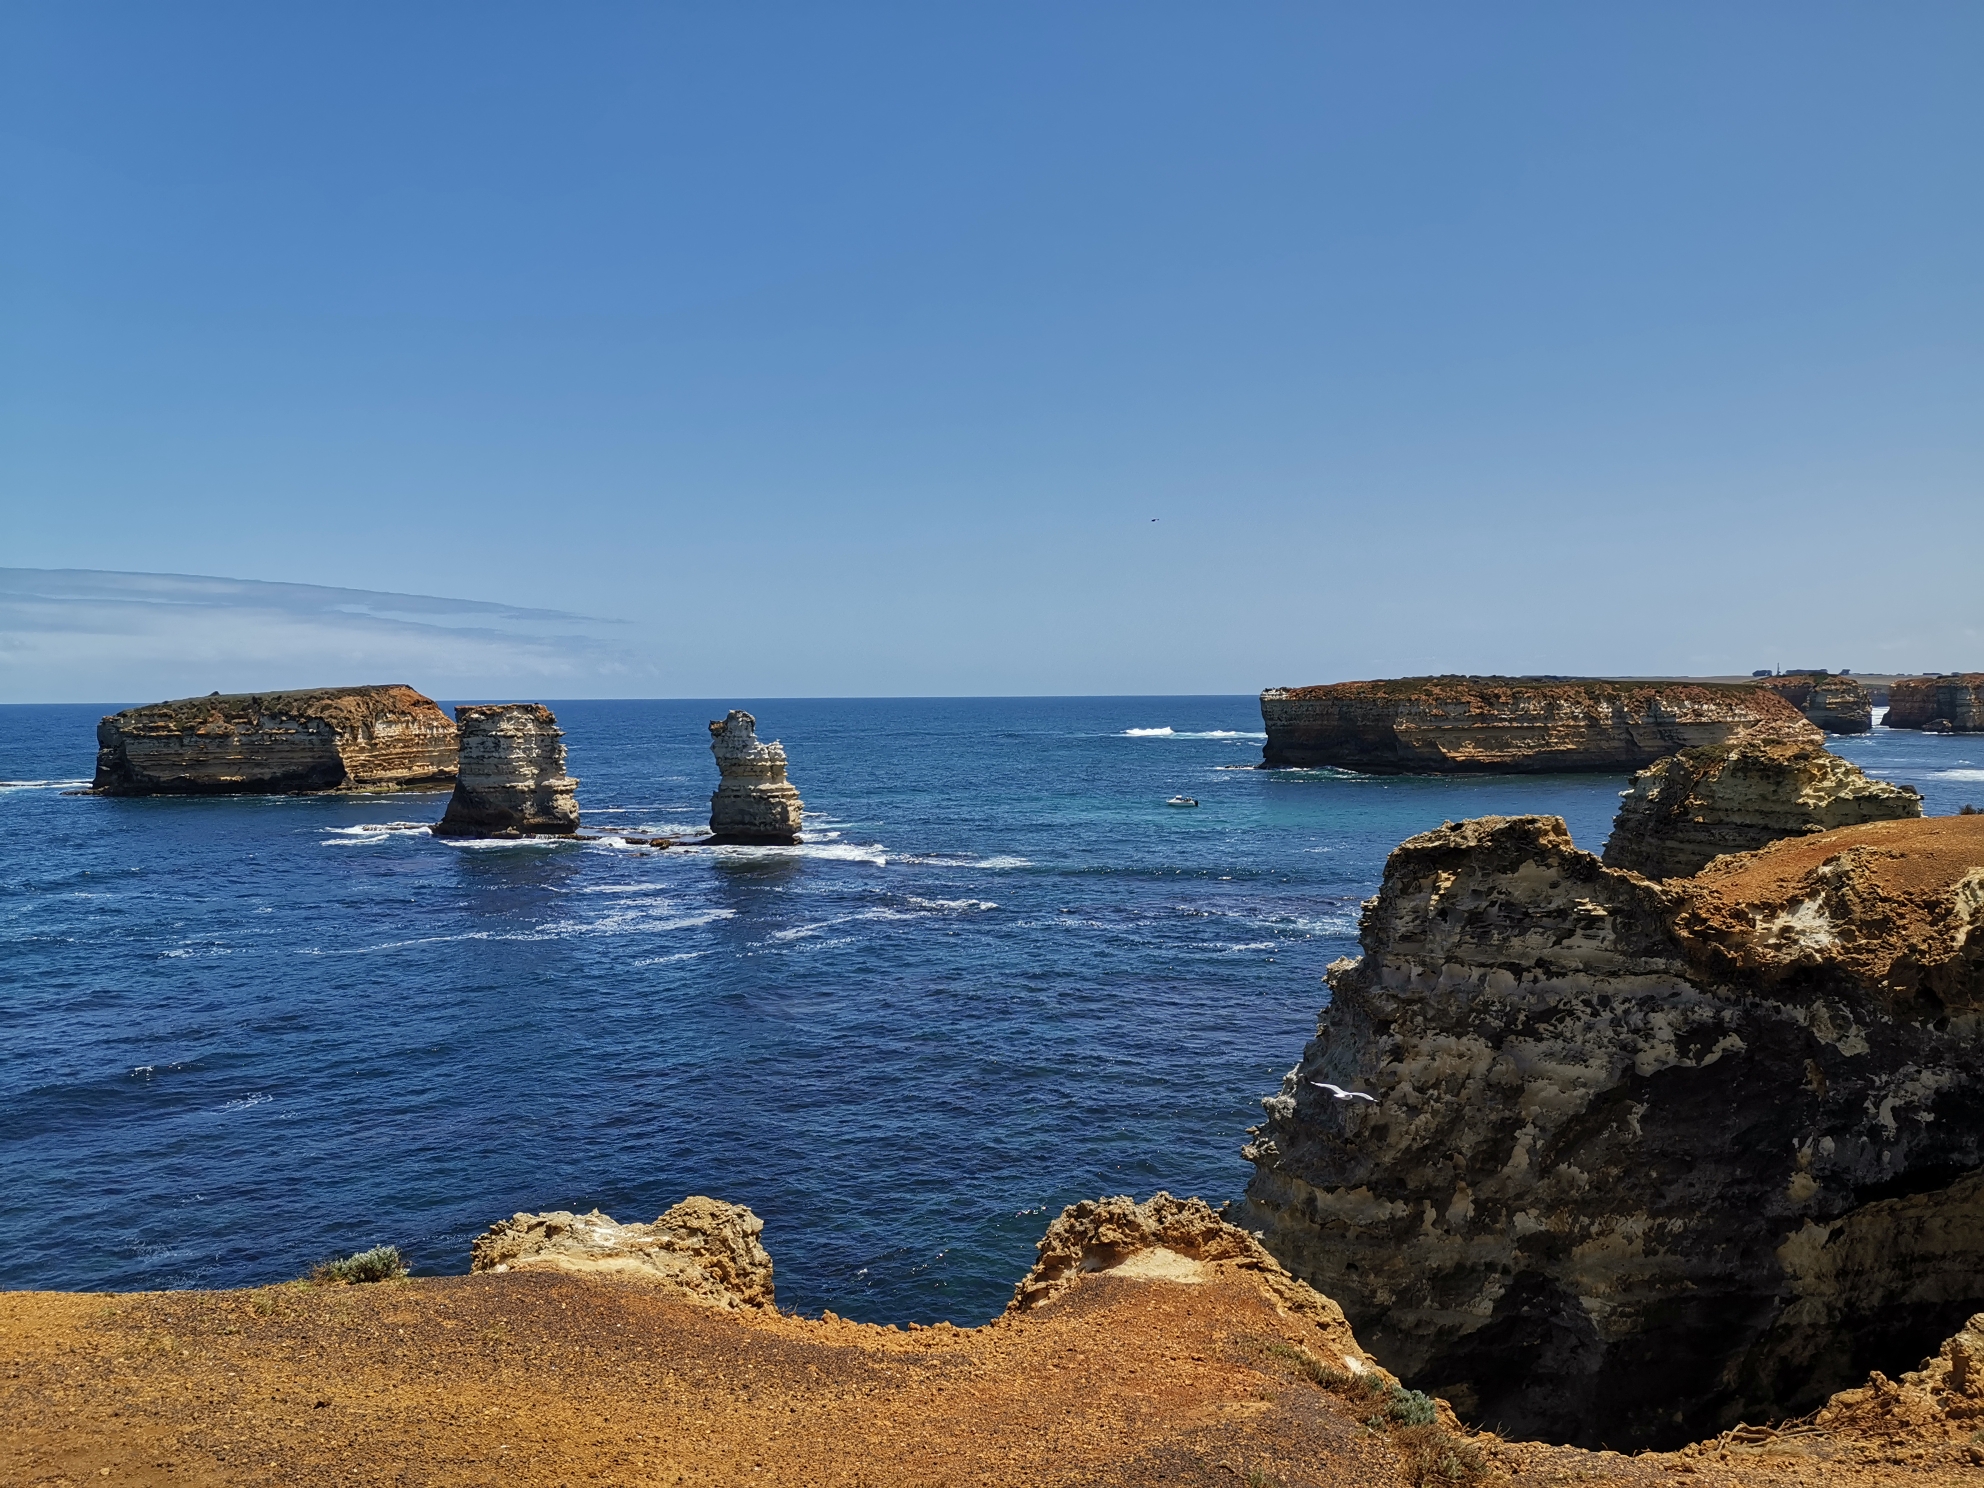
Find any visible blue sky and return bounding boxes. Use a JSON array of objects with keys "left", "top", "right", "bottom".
[{"left": 4, "top": 4, "right": 1980, "bottom": 701}]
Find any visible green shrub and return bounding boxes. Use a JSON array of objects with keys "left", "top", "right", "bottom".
[
  {"left": 1395, "top": 1423, "right": 1487, "bottom": 1485},
  {"left": 309, "top": 1245, "right": 407, "bottom": 1285}
]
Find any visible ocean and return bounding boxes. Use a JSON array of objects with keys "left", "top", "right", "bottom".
[{"left": 3, "top": 697, "right": 1978, "bottom": 1323}]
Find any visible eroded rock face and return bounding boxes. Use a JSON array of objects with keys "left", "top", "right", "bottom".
[
  {"left": 469, "top": 1196, "right": 774, "bottom": 1310},
  {"left": 92, "top": 685, "right": 457, "bottom": 796},
  {"left": 1759, "top": 673, "right": 1874, "bottom": 735},
  {"left": 433, "top": 704, "right": 579, "bottom": 837},
  {"left": 1601, "top": 737, "right": 1922, "bottom": 879},
  {"left": 1259, "top": 677, "right": 1819, "bottom": 773},
  {"left": 708, "top": 710, "right": 802, "bottom": 843},
  {"left": 1887, "top": 675, "right": 1984, "bottom": 732},
  {"left": 1241, "top": 812, "right": 1984, "bottom": 1449}
]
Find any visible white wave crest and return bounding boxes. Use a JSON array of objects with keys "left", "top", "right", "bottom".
[
  {"left": 0, "top": 778, "right": 93, "bottom": 792},
  {"left": 218, "top": 1093, "right": 271, "bottom": 1112},
  {"left": 1120, "top": 728, "right": 1265, "bottom": 740},
  {"left": 1929, "top": 768, "right": 1984, "bottom": 781},
  {"left": 904, "top": 896, "right": 998, "bottom": 913}
]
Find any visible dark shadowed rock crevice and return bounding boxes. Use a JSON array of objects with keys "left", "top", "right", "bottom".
[{"left": 1241, "top": 811, "right": 1984, "bottom": 1450}]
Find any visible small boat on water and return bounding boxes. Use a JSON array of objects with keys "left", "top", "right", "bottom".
[{"left": 1166, "top": 796, "right": 1199, "bottom": 808}]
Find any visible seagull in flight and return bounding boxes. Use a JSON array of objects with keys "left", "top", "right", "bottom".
[{"left": 1311, "top": 1081, "right": 1377, "bottom": 1103}]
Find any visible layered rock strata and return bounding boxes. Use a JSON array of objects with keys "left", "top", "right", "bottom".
[
  {"left": 1887, "top": 675, "right": 1984, "bottom": 732},
  {"left": 1259, "top": 677, "right": 1819, "bottom": 773},
  {"left": 470, "top": 1197, "right": 773, "bottom": 1309},
  {"left": 1601, "top": 737, "right": 1923, "bottom": 879},
  {"left": 1759, "top": 673, "right": 1874, "bottom": 735},
  {"left": 1241, "top": 811, "right": 1984, "bottom": 1449},
  {"left": 432, "top": 704, "right": 579, "bottom": 837},
  {"left": 708, "top": 710, "right": 803, "bottom": 843},
  {"left": 92, "top": 685, "right": 457, "bottom": 796}
]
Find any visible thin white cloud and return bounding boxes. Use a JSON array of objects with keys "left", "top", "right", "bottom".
[{"left": 0, "top": 569, "right": 657, "bottom": 703}]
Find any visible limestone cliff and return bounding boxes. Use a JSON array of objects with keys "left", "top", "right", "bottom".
[
  {"left": 1241, "top": 812, "right": 1984, "bottom": 1449},
  {"left": 432, "top": 704, "right": 579, "bottom": 837},
  {"left": 1601, "top": 737, "right": 1922, "bottom": 879},
  {"left": 470, "top": 1197, "right": 773, "bottom": 1310},
  {"left": 1259, "top": 676, "right": 1818, "bottom": 773},
  {"left": 708, "top": 710, "right": 803, "bottom": 843},
  {"left": 92, "top": 685, "right": 457, "bottom": 796},
  {"left": 1759, "top": 673, "right": 1874, "bottom": 735},
  {"left": 1887, "top": 674, "right": 1984, "bottom": 732}
]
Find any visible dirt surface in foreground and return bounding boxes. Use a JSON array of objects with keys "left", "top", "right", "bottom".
[{"left": 3, "top": 1267, "right": 1976, "bottom": 1487}]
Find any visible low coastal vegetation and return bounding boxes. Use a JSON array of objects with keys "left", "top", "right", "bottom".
[{"left": 307, "top": 1244, "right": 408, "bottom": 1286}]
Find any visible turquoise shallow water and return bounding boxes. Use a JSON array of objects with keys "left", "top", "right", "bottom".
[{"left": 2, "top": 697, "right": 1977, "bottom": 1322}]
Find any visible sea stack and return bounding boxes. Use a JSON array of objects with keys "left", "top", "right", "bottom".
[
  {"left": 1601, "top": 736, "right": 1922, "bottom": 879},
  {"left": 1886, "top": 674, "right": 1984, "bottom": 732},
  {"left": 1258, "top": 676, "right": 1817, "bottom": 773},
  {"left": 91, "top": 685, "right": 457, "bottom": 796},
  {"left": 708, "top": 710, "right": 803, "bottom": 844},
  {"left": 432, "top": 704, "right": 579, "bottom": 837},
  {"left": 1241, "top": 810, "right": 1984, "bottom": 1449},
  {"left": 1758, "top": 672, "right": 1874, "bottom": 734}
]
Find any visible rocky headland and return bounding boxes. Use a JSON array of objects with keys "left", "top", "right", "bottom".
[
  {"left": 1259, "top": 677, "right": 1818, "bottom": 773},
  {"left": 708, "top": 709, "right": 803, "bottom": 843},
  {"left": 1887, "top": 674, "right": 1984, "bottom": 732},
  {"left": 91, "top": 685, "right": 457, "bottom": 796},
  {"left": 1757, "top": 673, "right": 1875, "bottom": 735},
  {"left": 7, "top": 1191, "right": 1982, "bottom": 1486},
  {"left": 432, "top": 703, "right": 580, "bottom": 837},
  {"left": 1601, "top": 736, "right": 1922, "bottom": 879},
  {"left": 1241, "top": 807, "right": 1984, "bottom": 1449}
]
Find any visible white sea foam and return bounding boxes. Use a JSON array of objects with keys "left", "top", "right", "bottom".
[
  {"left": 218, "top": 1094, "right": 271, "bottom": 1112},
  {"left": 337, "top": 905, "right": 736, "bottom": 953},
  {"left": 0, "top": 778, "right": 92, "bottom": 792},
  {"left": 322, "top": 821, "right": 436, "bottom": 845},
  {"left": 905, "top": 896, "right": 998, "bottom": 913},
  {"left": 900, "top": 852, "right": 1033, "bottom": 870},
  {"left": 1120, "top": 728, "right": 1266, "bottom": 740},
  {"left": 672, "top": 840, "right": 889, "bottom": 866},
  {"left": 1929, "top": 768, "right": 1984, "bottom": 781},
  {"left": 631, "top": 950, "right": 712, "bottom": 967}
]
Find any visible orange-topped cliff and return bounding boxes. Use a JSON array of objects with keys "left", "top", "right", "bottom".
[
  {"left": 92, "top": 685, "right": 458, "bottom": 796},
  {"left": 1259, "top": 676, "right": 1817, "bottom": 773}
]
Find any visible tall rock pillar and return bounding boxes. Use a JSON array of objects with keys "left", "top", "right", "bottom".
[
  {"left": 432, "top": 704, "right": 580, "bottom": 837},
  {"left": 707, "top": 710, "right": 803, "bottom": 844}
]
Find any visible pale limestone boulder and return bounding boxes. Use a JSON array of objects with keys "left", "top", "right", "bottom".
[
  {"left": 470, "top": 1196, "right": 774, "bottom": 1310},
  {"left": 708, "top": 710, "right": 802, "bottom": 843},
  {"left": 433, "top": 703, "right": 579, "bottom": 837}
]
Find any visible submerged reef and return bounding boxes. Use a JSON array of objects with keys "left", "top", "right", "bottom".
[
  {"left": 432, "top": 703, "right": 579, "bottom": 837},
  {"left": 1601, "top": 735, "right": 1922, "bottom": 879},
  {"left": 1258, "top": 676, "right": 1818, "bottom": 773},
  {"left": 707, "top": 709, "right": 803, "bottom": 843},
  {"left": 91, "top": 685, "right": 457, "bottom": 796},
  {"left": 1242, "top": 808, "right": 1984, "bottom": 1449}
]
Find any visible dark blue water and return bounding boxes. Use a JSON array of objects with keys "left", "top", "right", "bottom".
[{"left": 3, "top": 698, "right": 1978, "bottom": 1322}]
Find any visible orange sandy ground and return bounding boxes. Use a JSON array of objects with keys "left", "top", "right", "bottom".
[{"left": 5, "top": 1268, "right": 1978, "bottom": 1488}]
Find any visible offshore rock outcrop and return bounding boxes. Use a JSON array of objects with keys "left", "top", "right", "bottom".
[
  {"left": 470, "top": 1197, "right": 774, "bottom": 1310},
  {"left": 1601, "top": 737, "right": 1922, "bottom": 879},
  {"left": 1759, "top": 672, "right": 1875, "bottom": 735},
  {"left": 708, "top": 710, "right": 803, "bottom": 844},
  {"left": 1241, "top": 811, "right": 1984, "bottom": 1450},
  {"left": 432, "top": 704, "right": 579, "bottom": 837},
  {"left": 1887, "top": 674, "right": 1984, "bottom": 732},
  {"left": 1259, "top": 676, "right": 1819, "bottom": 773},
  {"left": 91, "top": 685, "right": 457, "bottom": 796}
]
